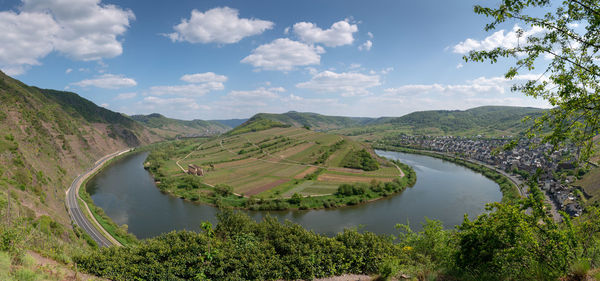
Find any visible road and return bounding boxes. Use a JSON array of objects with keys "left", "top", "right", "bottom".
[
  {"left": 65, "top": 149, "right": 131, "bottom": 247},
  {"left": 423, "top": 150, "right": 562, "bottom": 222}
]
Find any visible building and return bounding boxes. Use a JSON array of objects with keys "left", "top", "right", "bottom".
[{"left": 187, "top": 164, "right": 204, "bottom": 176}]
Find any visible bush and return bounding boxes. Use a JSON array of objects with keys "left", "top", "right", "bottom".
[{"left": 340, "top": 149, "right": 379, "bottom": 171}]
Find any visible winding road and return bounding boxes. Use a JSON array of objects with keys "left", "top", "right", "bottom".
[{"left": 65, "top": 149, "right": 131, "bottom": 247}]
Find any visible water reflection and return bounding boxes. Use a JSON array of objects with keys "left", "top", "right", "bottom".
[{"left": 87, "top": 150, "right": 502, "bottom": 239}]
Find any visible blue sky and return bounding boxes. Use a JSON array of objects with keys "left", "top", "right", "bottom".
[{"left": 0, "top": 0, "right": 551, "bottom": 120}]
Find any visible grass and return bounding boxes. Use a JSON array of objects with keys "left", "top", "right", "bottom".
[
  {"left": 144, "top": 127, "right": 411, "bottom": 210},
  {"left": 575, "top": 165, "right": 600, "bottom": 205}
]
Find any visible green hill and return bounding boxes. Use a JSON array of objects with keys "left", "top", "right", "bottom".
[
  {"left": 131, "top": 113, "right": 230, "bottom": 138},
  {"left": 0, "top": 70, "right": 165, "bottom": 266},
  {"left": 226, "top": 115, "right": 291, "bottom": 135},
  {"left": 247, "top": 111, "right": 375, "bottom": 131},
  {"left": 387, "top": 106, "right": 545, "bottom": 131},
  {"left": 229, "top": 107, "right": 546, "bottom": 138},
  {"left": 335, "top": 106, "right": 547, "bottom": 138}
]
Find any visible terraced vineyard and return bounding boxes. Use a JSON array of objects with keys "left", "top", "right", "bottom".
[
  {"left": 144, "top": 126, "right": 414, "bottom": 210},
  {"left": 191, "top": 127, "right": 400, "bottom": 195}
]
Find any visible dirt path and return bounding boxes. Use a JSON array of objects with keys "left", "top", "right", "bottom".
[{"left": 27, "top": 251, "right": 108, "bottom": 281}]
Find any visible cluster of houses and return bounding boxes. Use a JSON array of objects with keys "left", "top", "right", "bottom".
[{"left": 392, "top": 135, "right": 584, "bottom": 217}]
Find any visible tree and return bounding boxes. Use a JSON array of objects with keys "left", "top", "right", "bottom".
[{"left": 465, "top": 0, "right": 600, "bottom": 162}]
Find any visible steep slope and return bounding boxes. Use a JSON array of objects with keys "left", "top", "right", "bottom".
[
  {"left": 131, "top": 113, "right": 230, "bottom": 138},
  {"left": 0, "top": 71, "right": 160, "bottom": 229}
]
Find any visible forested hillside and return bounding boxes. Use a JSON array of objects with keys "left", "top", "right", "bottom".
[
  {"left": 131, "top": 113, "right": 230, "bottom": 138},
  {"left": 248, "top": 111, "right": 375, "bottom": 131},
  {"left": 0, "top": 70, "right": 163, "bottom": 268},
  {"left": 334, "top": 106, "right": 547, "bottom": 138}
]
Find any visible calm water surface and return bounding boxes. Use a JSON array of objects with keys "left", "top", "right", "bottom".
[{"left": 87, "top": 150, "right": 502, "bottom": 239}]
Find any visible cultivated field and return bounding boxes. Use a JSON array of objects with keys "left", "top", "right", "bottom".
[{"left": 167, "top": 127, "right": 403, "bottom": 198}]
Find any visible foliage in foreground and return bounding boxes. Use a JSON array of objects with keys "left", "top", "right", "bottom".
[{"left": 75, "top": 185, "right": 600, "bottom": 280}]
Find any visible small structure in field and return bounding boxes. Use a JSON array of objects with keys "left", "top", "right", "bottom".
[{"left": 187, "top": 164, "right": 204, "bottom": 176}]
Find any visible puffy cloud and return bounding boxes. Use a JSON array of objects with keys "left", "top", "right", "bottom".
[
  {"left": 23, "top": 0, "right": 135, "bottom": 61},
  {"left": 296, "top": 71, "right": 381, "bottom": 96},
  {"left": 180, "top": 72, "right": 227, "bottom": 83},
  {"left": 166, "top": 7, "right": 273, "bottom": 44},
  {"left": 149, "top": 83, "right": 224, "bottom": 97},
  {"left": 358, "top": 40, "right": 372, "bottom": 51},
  {"left": 293, "top": 20, "right": 357, "bottom": 47},
  {"left": 73, "top": 74, "right": 137, "bottom": 89},
  {"left": 453, "top": 24, "right": 544, "bottom": 54},
  {"left": 0, "top": 0, "right": 134, "bottom": 74},
  {"left": 383, "top": 74, "right": 548, "bottom": 97},
  {"left": 456, "top": 63, "right": 464, "bottom": 69},
  {"left": 114, "top": 92, "right": 137, "bottom": 100},
  {"left": 137, "top": 96, "right": 206, "bottom": 114},
  {"left": 241, "top": 38, "right": 325, "bottom": 71},
  {"left": 228, "top": 87, "right": 285, "bottom": 99},
  {"left": 0, "top": 11, "right": 59, "bottom": 75}
]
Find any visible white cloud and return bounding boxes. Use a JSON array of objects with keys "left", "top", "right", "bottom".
[
  {"left": 73, "top": 74, "right": 137, "bottom": 89},
  {"left": 353, "top": 75, "right": 552, "bottom": 117},
  {"left": 293, "top": 20, "right": 357, "bottom": 47},
  {"left": 23, "top": 0, "right": 135, "bottom": 61},
  {"left": 453, "top": 24, "right": 544, "bottom": 54},
  {"left": 115, "top": 92, "right": 137, "bottom": 100},
  {"left": 166, "top": 7, "right": 273, "bottom": 44},
  {"left": 0, "top": 0, "right": 134, "bottom": 74},
  {"left": 289, "top": 94, "right": 303, "bottom": 101},
  {"left": 384, "top": 84, "right": 445, "bottom": 96},
  {"left": 241, "top": 38, "right": 325, "bottom": 71},
  {"left": 358, "top": 40, "right": 372, "bottom": 51},
  {"left": 65, "top": 68, "right": 73, "bottom": 74},
  {"left": 180, "top": 72, "right": 227, "bottom": 83},
  {"left": 380, "top": 67, "right": 394, "bottom": 74},
  {"left": 228, "top": 87, "right": 284, "bottom": 99},
  {"left": 139, "top": 96, "right": 205, "bottom": 112},
  {"left": 383, "top": 74, "right": 548, "bottom": 97},
  {"left": 100, "top": 103, "right": 109, "bottom": 108},
  {"left": 296, "top": 71, "right": 381, "bottom": 96},
  {"left": 0, "top": 11, "right": 59, "bottom": 75},
  {"left": 456, "top": 63, "right": 464, "bottom": 69},
  {"left": 149, "top": 83, "right": 223, "bottom": 97}
]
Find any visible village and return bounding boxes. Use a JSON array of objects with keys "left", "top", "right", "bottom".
[{"left": 389, "top": 135, "right": 584, "bottom": 217}]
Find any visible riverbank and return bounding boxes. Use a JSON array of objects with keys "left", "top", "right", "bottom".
[
  {"left": 78, "top": 149, "right": 139, "bottom": 246},
  {"left": 147, "top": 157, "right": 416, "bottom": 211},
  {"left": 374, "top": 145, "right": 521, "bottom": 204}
]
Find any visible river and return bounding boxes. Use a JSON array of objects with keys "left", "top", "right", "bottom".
[{"left": 86, "top": 150, "right": 502, "bottom": 239}]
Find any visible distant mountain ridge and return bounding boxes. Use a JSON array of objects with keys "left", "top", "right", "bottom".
[
  {"left": 210, "top": 118, "right": 248, "bottom": 128},
  {"left": 246, "top": 111, "right": 376, "bottom": 131},
  {"left": 131, "top": 113, "right": 230, "bottom": 138},
  {"left": 383, "top": 106, "right": 546, "bottom": 134},
  {"left": 235, "top": 106, "right": 547, "bottom": 137}
]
